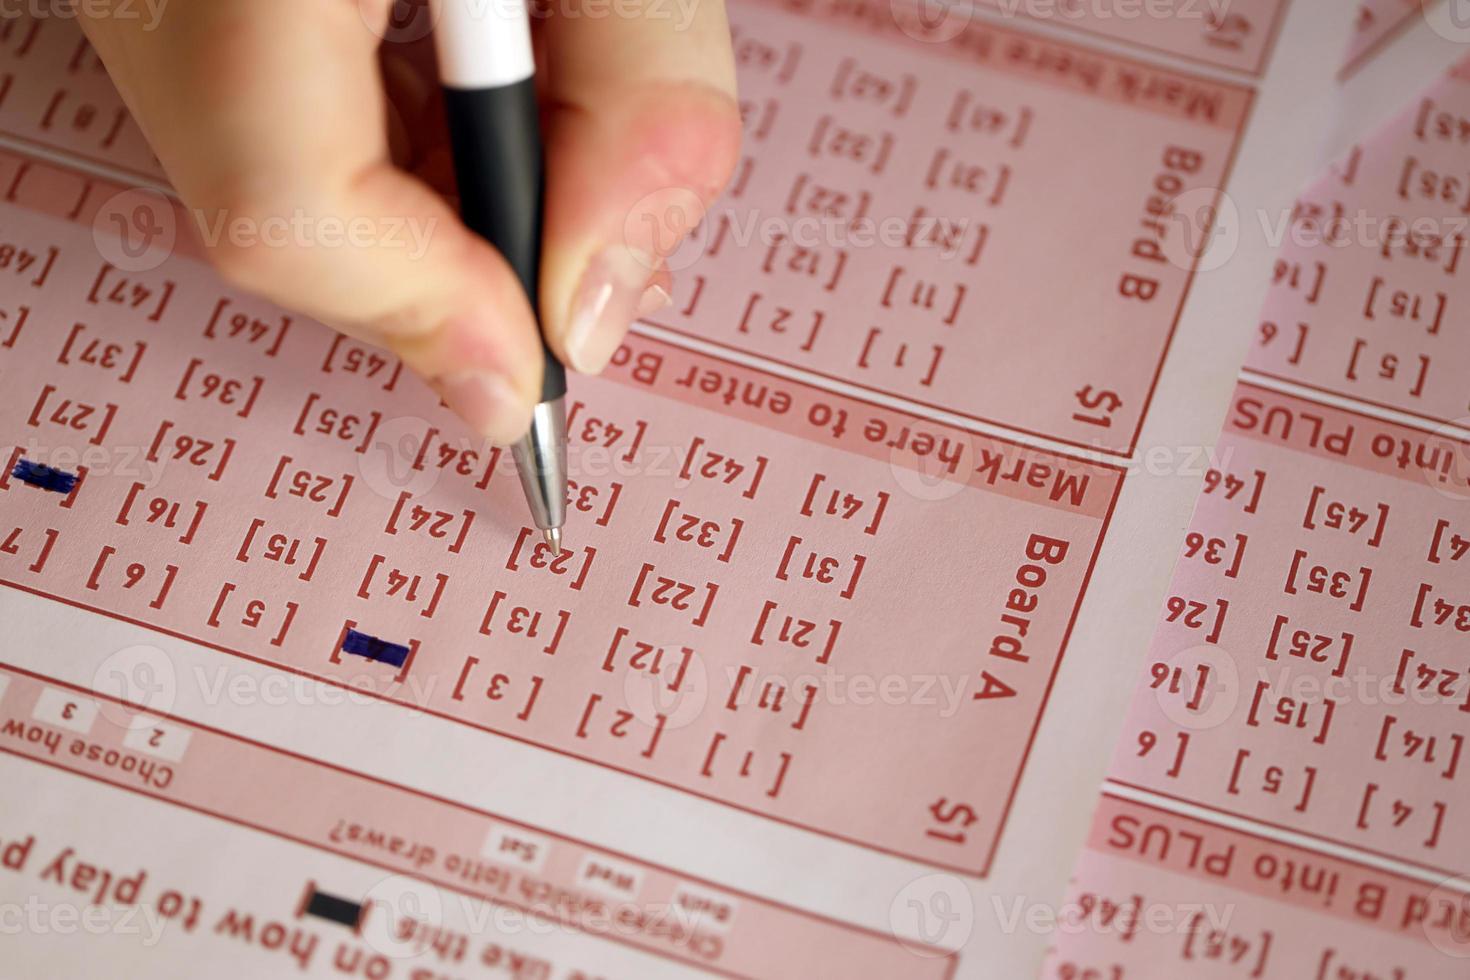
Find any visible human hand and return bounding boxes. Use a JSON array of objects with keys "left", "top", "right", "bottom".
[{"left": 80, "top": 0, "right": 740, "bottom": 443}]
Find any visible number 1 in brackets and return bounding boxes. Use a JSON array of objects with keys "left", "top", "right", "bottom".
[
  {"left": 698, "top": 730, "right": 793, "bottom": 800},
  {"left": 856, "top": 325, "right": 944, "bottom": 388}
]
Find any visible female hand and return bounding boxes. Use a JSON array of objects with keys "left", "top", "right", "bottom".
[{"left": 80, "top": 0, "right": 741, "bottom": 443}]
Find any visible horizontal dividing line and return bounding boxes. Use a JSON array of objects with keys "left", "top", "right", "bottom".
[
  {"left": 632, "top": 322, "right": 1135, "bottom": 468},
  {"left": 1239, "top": 368, "right": 1470, "bottom": 443},
  {"left": 1103, "top": 780, "right": 1470, "bottom": 894}
]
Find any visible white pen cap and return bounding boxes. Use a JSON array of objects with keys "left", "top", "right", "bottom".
[{"left": 430, "top": 0, "right": 536, "bottom": 89}]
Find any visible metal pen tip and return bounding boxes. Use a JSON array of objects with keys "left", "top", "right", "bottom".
[{"left": 542, "top": 526, "right": 562, "bottom": 552}]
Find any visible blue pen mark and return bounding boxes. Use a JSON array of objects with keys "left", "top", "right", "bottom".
[
  {"left": 11, "top": 459, "right": 78, "bottom": 495},
  {"left": 341, "top": 629, "right": 410, "bottom": 668}
]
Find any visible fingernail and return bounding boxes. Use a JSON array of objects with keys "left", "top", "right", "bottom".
[
  {"left": 566, "top": 247, "right": 656, "bottom": 374},
  {"left": 437, "top": 370, "right": 532, "bottom": 445},
  {"left": 635, "top": 282, "right": 672, "bottom": 319}
]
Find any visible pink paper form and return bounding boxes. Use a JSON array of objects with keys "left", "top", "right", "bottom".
[
  {"left": 1051, "top": 53, "right": 1470, "bottom": 980},
  {"left": 0, "top": 136, "right": 1127, "bottom": 877},
  {"left": 667, "top": 0, "right": 1254, "bottom": 456},
  {"left": 1343, "top": 0, "right": 1433, "bottom": 78},
  {"left": 0, "top": 0, "right": 1353, "bottom": 976},
  {"left": 0, "top": 662, "right": 957, "bottom": 979},
  {"left": 0, "top": 0, "right": 1255, "bottom": 464},
  {"left": 972, "top": 0, "right": 1288, "bottom": 76}
]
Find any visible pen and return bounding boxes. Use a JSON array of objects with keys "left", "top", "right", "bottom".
[{"left": 431, "top": 0, "right": 567, "bottom": 551}]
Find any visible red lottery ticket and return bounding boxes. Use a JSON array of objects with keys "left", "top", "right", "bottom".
[
  {"left": 1343, "top": 0, "right": 1430, "bottom": 77},
  {"left": 1052, "top": 49, "right": 1470, "bottom": 980},
  {"left": 0, "top": 0, "right": 1364, "bottom": 977}
]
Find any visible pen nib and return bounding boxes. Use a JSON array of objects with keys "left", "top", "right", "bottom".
[{"left": 542, "top": 527, "right": 563, "bottom": 552}]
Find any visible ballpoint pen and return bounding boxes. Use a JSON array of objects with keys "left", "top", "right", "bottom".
[{"left": 430, "top": 0, "right": 568, "bottom": 551}]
